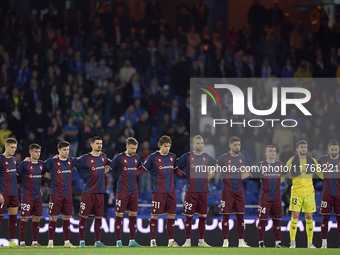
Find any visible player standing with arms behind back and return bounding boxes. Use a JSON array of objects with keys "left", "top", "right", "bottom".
[
  {"left": 0, "top": 138, "right": 19, "bottom": 248},
  {"left": 73, "top": 136, "right": 109, "bottom": 248},
  {"left": 142, "top": 135, "right": 186, "bottom": 247},
  {"left": 107, "top": 137, "right": 145, "bottom": 247},
  {"left": 44, "top": 141, "right": 77, "bottom": 248},
  {"left": 285, "top": 140, "right": 322, "bottom": 248},
  {"left": 217, "top": 136, "right": 250, "bottom": 248},
  {"left": 317, "top": 140, "right": 340, "bottom": 248},
  {"left": 178, "top": 135, "right": 217, "bottom": 247}
]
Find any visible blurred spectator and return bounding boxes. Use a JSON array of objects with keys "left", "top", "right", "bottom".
[
  {"left": 64, "top": 117, "right": 79, "bottom": 157},
  {"left": 0, "top": 121, "right": 12, "bottom": 152}
]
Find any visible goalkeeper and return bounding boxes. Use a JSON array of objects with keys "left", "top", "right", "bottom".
[{"left": 285, "top": 140, "right": 323, "bottom": 248}]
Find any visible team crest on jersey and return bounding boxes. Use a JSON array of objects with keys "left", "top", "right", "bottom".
[
  {"left": 192, "top": 157, "right": 194, "bottom": 161},
  {"left": 30, "top": 166, "right": 33, "bottom": 169},
  {"left": 124, "top": 160, "right": 127, "bottom": 163},
  {"left": 158, "top": 159, "right": 161, "bottom": 162},
  {"left": 40, "top": 166, "right": 42, "bottom": 170},
  {"left": 135, "top": 160, "right": 137, "bottom": 164},
  {"left": 228, "top": 160, "right": 231, "bottom": 163},
  {"left": 170, "top": 158, "right": 173, "bottom": 161},
  {"left": 57, "top": 162, "right": 61, "bottom": 166},
  {"left": 240, "top": 160, "right": 242, "bottom": 163},
  {"left": 102, "top": 157, "right": 104, "bottom": 162},
  {"left": 91, "top": 160, "right": 94, "bottom": 163},
  {"left": 5, "top": 162, "right": 8, "bottom": 165},
  {"left": 203, "top": 157, "right": 206, "bottom": 161},
  {"left": 68, "top": 161, "right": 70, "bottom": 165}
]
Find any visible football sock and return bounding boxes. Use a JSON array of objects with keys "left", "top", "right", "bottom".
[
  {"left": 48, "top": 221, "right": 56, "bottom": 241},
  {"left": 79, "top": 217, "right": 87, "bottom": 241},
  {"left": 273, "top": 219, "right": 282, "bottom": 241},
  {"left": 184, "top": 216, "right": 192, "bottom": 239},
  {"left": 336, "top": 216, "right": 340, "bottom": 241},
  {"left": 289, "top": 218, "right": 298, "bottom": 242},
  {"left": 167, "top": 218, "right": 175, "bottom": 239},
  {"left": 129, "top": 216, "right": 137, "bottom": 240},
  {"left": 257, "top": 220, "right": 266, "bottom": 242},
  {"left": 150, "top": 218, "right": 158, "bottom": 240},
  {"left": 32, "top": 221, "right": 40, "bottom": 242},
  {"left": 236, "top": 214, "right": 245, "bottom": 239},
  {"left": 19, "top": 221, "right": 27, "bottom": 242},
  {"left": 63, "top": 220, "right": 70, "bottom": 241},
  {"left": 306, "top": 219, "right": 313, "bottom": 244},
  {"left": 198, "top": 216, "right": 206, "bottom": 239},
  {"left": 0, "top": 215, "right": 3, "bottom": 229},
  {"left": 9, "top": 215, "right": 17, "bottom": 239},
  {"left": 115, "top": 216, "right": 123, "bottom": 241},
  {"left": 321, "top": 215, "right": 330, "bottom": 240},
  {"left": 94, "top": 218, "right": 102, "bottom": 242},
  {"left": 222, "top": 214, "right": 230, "bottom": 239}
]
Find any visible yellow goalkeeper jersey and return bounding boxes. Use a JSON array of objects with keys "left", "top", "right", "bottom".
[{"left": 286, "top": 157, "right": 323, "bottom": 196}]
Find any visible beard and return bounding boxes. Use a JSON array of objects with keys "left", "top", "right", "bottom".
[
  {"left": 232, "top": 149, "right": 240, "bottom": 155},
  {"left": 330, "top": 153, "right": 338, "bottom": 159},
  {"left": 298, "top": 152, "right": 306, "bottom": 156}
]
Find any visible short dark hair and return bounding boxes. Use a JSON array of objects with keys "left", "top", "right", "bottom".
[
  {"left": 91, "top": 136, "right": 102, "bottom": 143},
  {"left": 266, "top": 145, "right": 276, "bottom": 150},
  {"left": 29, "top": 143, "right": 41, "bottom": 151},
  {"left": 296, "top": 140, "right": 307, "bottom": 148},
  {"left": 229, "top": 136, "right": 241, "bottom": 144},
  {"left": 5, "top": 138, "right": 18, "bottom": 145},
  {"left": 328, "top": 140, "right": 339, "bottom": 147},
  {"left": 126, "top": 137, "right": 138, "bottom": 145},
  {"left": 57, "top": 141, "right": 70, "bottom": 150},
  {"left": 158, "top": 135, "right": 172, "bottom": 148}
]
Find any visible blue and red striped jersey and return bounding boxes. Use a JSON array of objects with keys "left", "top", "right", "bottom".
[
  {"left": 318, "top": 155, "right": 340, "bottom": 196},
  {"left": 0, "top": 155, "right": 18, "bottom": 196},
  {"left": 17, "top": 160, "right": 46, "bottom": 200},
  {"left": 44, "top": 158, "right": 76, "bottom": 196},
  {"left": 142, "top": 151, "right": 178, "bottom": 193},
  {"left": 177, "top": 152, "right": 217, "bottom": 193},
  {"left": 217, "top": 152, "right": 245, "bottom": 193},
  {"left": 252, "top": 160, "right": 284, "bottom": 200},
  {"left": 74, "top": 153, "right": 108, "bottom": 194},
  {"left": 108, "top": 152, "right": 142, "bottom": 194}
]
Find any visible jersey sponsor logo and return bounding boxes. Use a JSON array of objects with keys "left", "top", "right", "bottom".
[
  {"left": 91, "top": 166, "right": 105, "bottom": 171},
  {"left": 57, "top": 170, "right": 72, "bottom": 174},
  {"left": 29, "top": 174, "right": 42, "bottom": 178},
  {"left": 6, "top": 168, "right": 16, "bottom": 172},
  {"left": 123, "top": 167, "right": 137, "bottom": 171},
  {"left": 158, "top": 165, "right": 174, "bottom": 170}
]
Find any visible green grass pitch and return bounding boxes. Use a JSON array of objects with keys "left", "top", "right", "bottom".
[{"left": 0, "top": 247, "right": 338, "bottom": 255}]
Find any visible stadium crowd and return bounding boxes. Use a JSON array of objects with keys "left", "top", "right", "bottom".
[{"left": 0, "top": 0, "right": 339, "bottom": 215}]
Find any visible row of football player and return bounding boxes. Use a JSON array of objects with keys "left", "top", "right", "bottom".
[{"left": 0, "top": 135, "right": 339, "bottom": 248}]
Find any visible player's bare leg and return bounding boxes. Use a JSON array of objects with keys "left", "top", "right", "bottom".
[
  {"left": 8, "top": 207, "right": 19, "bottom": 248},
  {"left": 150, "top": 214, "right": 158, "bottom": 247},
  {"left": 305, "top": 213, "right": 315, "bottom": 248},
  {"left": 128, "top": 211, "right": 142, "bottom": 247},
  {"left": 197, "top": 214, "right": 210, "bottom": 247},
  {"left": 167, "top": 214, "right": 178, "bottom": 247},
  {"left": 19, "top": 217, "right": 28, "bottom": 248},
  {"left": 31, "top": 217, "right": 42, "bottom": 248}
]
